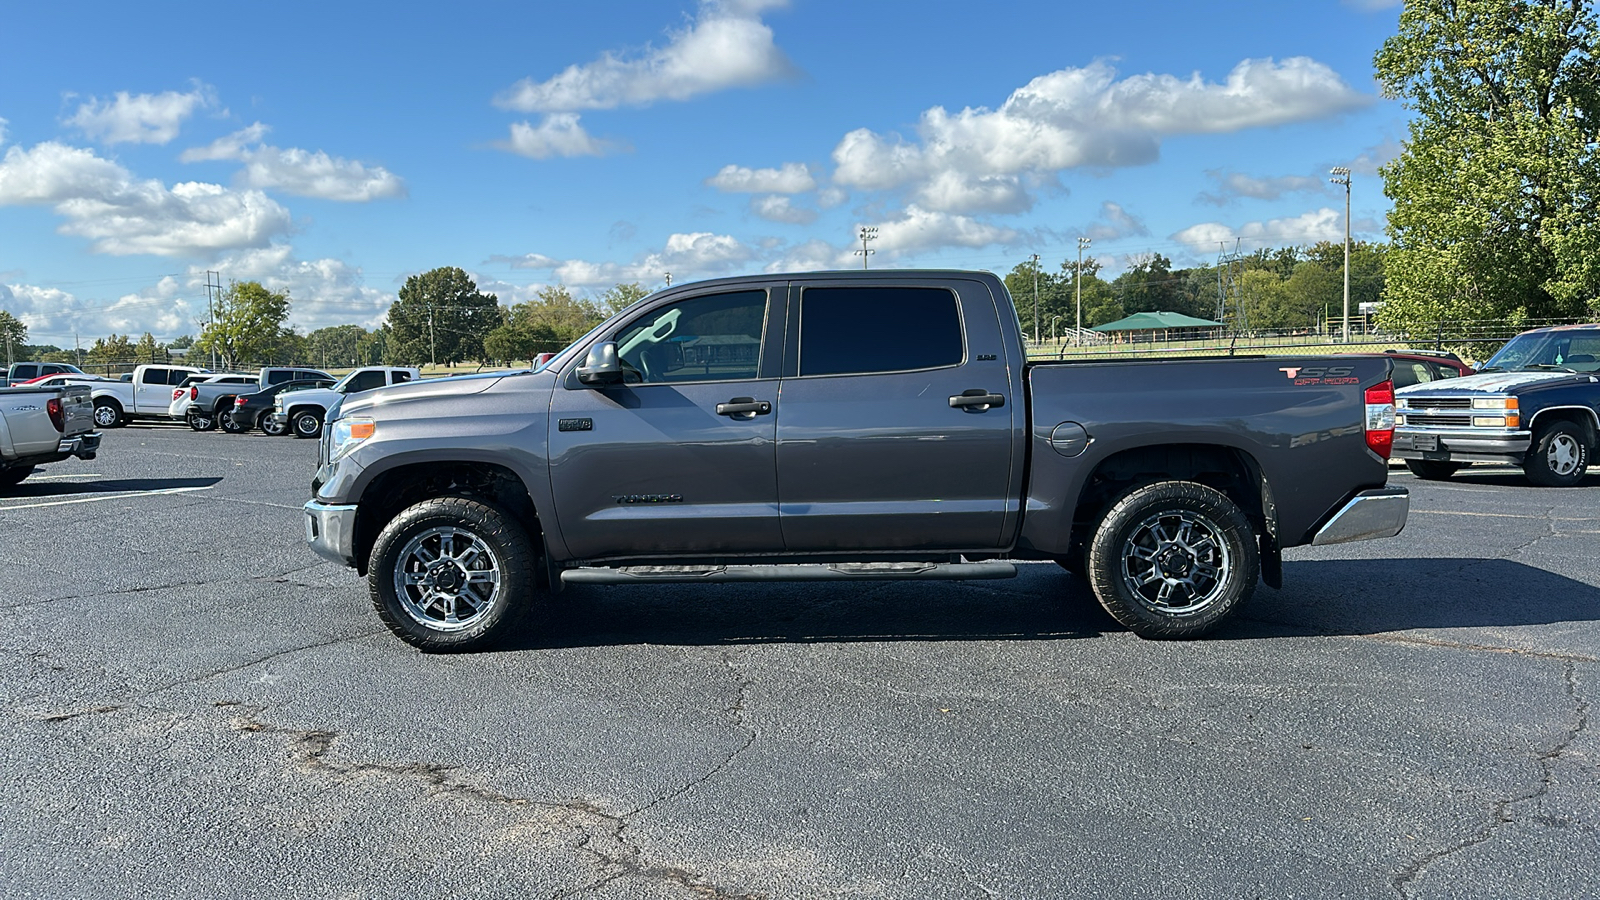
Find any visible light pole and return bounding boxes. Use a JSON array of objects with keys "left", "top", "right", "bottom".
[
  {"left": 1329, "top": 167, "right": 1351, "bottom": 343},
  {"left": 855, "top": 226, "right": 878, "bottom": 269},
  {"left": 1076, "top": 237, "right": 1091, "bottom": 344},
  {"left": 1051, "top": 314, "right": 1062, "bottom": 346},
  {"left": 1030, "top": 253, "right": 1041, "bottom": 348}
]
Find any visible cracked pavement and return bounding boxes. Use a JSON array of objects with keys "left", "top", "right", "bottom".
[{"left": 1, "top": 427, "right": 1596, "bottom": 899}]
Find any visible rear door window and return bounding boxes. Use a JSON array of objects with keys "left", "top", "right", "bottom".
[
  {"left": 797, "top": 287, "right": 963, "bottom": 377},
  {"left": 343, "top": 371, "right": 386, "bottom": 393}
]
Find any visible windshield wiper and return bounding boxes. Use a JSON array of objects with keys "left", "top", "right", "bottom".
[
  {"left": 1476, "top": 366, "right": 1503, "bottom": 373},
  {"left": 1523, "top": 364, "right": 1576, "bottom": 372}
]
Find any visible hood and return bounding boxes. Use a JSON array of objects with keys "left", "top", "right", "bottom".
[
  {"left": 338, "top": 370, "right": 515, "bottom": 417},
  {"left": 1398, "top": 370, "right": 1593, "bottom": 397}
]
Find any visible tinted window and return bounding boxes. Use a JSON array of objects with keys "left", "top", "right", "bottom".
[
  {"left": 344, "top": 371, "right": 386, "bottom": 393},
  {"left": 14, "top": 365, "right": 38, "bottom": 379},
  {"left": 616, "top": 290, "right": 766, "bottom": 384},
  {"left": 141, "top": 368, "right": 166, "bottom": 384},
  {"left": 799, "top": 287, "right": 963, "bottom": 377},
  {"left": 392, "top": 371, "right": 412, "bottom": 383},
  {"left": 267, "top": 370, "right": 292, "bottom": 385}
]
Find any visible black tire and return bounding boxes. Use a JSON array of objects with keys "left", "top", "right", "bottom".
[
  {"left": 368, "top": 497, "right": 535, "bottom": 651},
  {"left": 219, "top": 408, "right": 247, "bottom": 434},
  {"left": 1523, "top": 421, "right": 1590, "bottom": 487},
  {"left": 188, "top": 409, "right": 216, "bottom": 431},
  {"left": 0, "top": 466, "right": 34, "bottom": 488},
  {"left": 1085, "top": 480, "right": 1259, "bottom": 639},
  {"left": 260, "top": 415, "right": 287, "bottom": 436},
  {"left": 291, "top": 408, "right": 324, "bottom": 439},
  {"left": 93, "top": 399, "right": 124, "bottom": 428},
  {"left": 1404, "top": 459, "right": 1461, "bottom": 481}
]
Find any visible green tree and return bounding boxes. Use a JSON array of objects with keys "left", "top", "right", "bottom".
[
  {"left": 484, "top": 285, "right": 604, "bottom": 363},
  {"left": 385, "top": 267, "right": 501, "bottom": 366},
  {"left": 192, "top": 281, "right": 294, "bottom": 369},
  {"left": 1375, "top": 0, "right": 1600, "bottom": 330},
  {"left": 0, "top": 310, "right": 26, "bottom": 363},
  {"left": 133, "top": 332, "right": 166, "bottom": 364},
  {"left": 169, "top": 334, "right": 194, "bottom": 350},
  {"left": 599, "top": 282, "right": 650, "bottom": 315},
  {"left": 87, "top": 334, "right": 136, "bottom": 365},
  {"left": 307, "top": 325, "right": 369, "bottom": 370}
]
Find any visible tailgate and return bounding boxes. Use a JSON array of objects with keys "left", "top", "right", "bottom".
[{"left": 59, "top": 385, "right": 95, "bottom": 435}]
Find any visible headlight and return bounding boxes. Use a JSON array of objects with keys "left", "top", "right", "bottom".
[
  {"left": 329, "top": 417, "right": 375, "bottom": 460},
  {"left": 1472, "top": 397, "right": 1516, "bottom": 410}
]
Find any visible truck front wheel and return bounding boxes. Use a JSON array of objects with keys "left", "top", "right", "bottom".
[
  {"left": 1523, "top": 421, "right": 1589, "bottom": 487},
  {"left": 1404, "top": 460, "right": 1460, "bottom": 481},
  {"left": 368, "top": 497, "right": 534, "bottom": 652},
  {"left": 1085, "top": 481, "right": 1259, "bottom": 639},
  {"left": 292, "top": 409, "right": 324, "bottom": 439}
]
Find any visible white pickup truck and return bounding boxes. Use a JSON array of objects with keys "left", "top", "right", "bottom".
[
  {"left": 88, "top": 363, "right": 206, "bottom": 427},
  {"left": 0, "top": 381, "right": 99, "bottom": 488},
  {"left": 270, "top": 366, "right": 420, "bottom": 438}
]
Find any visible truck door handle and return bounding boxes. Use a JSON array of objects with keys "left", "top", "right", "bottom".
[
  {"left": 716, "top": 397, "right": 772, "bottom": 418},
  {"left": 949, "top": 389, "right": 1005, "bottom": 410}
]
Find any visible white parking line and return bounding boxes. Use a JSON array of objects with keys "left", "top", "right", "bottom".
[
  {"left": 0, "top": 485, "right": 214, "bottom": 511},
  {"left": 25, "top": 473, "right": 104, "bottom": 481}
]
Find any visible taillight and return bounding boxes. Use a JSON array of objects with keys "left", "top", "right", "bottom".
[
  {"left": 47, "top": 398, "right": 65, "bottom": 432},
  {"left": 235, "top": 396, "right": 247, "bottom": 407},
  {"left": 1365, "top": 380, "right": 1395, "bottom": 458},
  {"left": 190, "top": 386, "right": 199, "bottom": 400}
]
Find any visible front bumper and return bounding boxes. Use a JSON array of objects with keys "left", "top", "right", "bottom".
[
  {"left": 267, "top": 412, "right": 288, "bottom": 428},
  {"left": 304, "top": 499, "right": 359, "bottom": 567},
  {"left": 1311, "top": 487, "right": 1410, "bottom": 546},
  {"left": 1393, "top": 428, "right": 1531, "bottom": 464}
]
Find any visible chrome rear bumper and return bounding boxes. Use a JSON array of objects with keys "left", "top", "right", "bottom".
[{"left": 1311, "top": 487, "right": 1410, "bottom": 546}]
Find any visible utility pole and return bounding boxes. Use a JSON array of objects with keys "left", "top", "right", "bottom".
[
  {"left": 205, "top": 270, "right": 221, "bottom": 371},
  {"left": 1076, "top": 237, "right": 1091, "bottom": 344},
  {"left": 855, "top": 226, "right": 878, "bottom": 269},
  {"left": 1329, "top": 167, "right": 1352, "bottom": 343},
  {"left": 428, "top": 304, "right": 436, "bottom": 368},
  {"left": 1030, "top": 253, "right": 1040, "bottom": 348}
]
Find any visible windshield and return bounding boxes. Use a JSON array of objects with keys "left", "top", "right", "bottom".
[{"left": 1482, "top": 328, "right": 1600, "bottom": 374}]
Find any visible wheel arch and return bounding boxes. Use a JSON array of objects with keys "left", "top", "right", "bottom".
[
  {"left": 1068, "top": 442, "right": 1278, "bottom": 588},
  {"left": 1527, "top": 405, "right": 1600, "bottom": 449},
  {"left": 352, "top": 459, "right": 546, "bottom": 582}
]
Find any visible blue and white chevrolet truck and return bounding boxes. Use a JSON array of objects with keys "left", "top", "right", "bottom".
[{"left": 1394, "top": 324, "right": 1600, "bottom": 486}]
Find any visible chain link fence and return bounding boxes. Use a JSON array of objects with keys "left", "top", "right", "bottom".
[{"left": 1026, "top": 317, "right": 1594, "bottom": 363}]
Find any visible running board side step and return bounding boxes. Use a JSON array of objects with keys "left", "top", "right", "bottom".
[{"left": 559, "top": 561, "right": 1017, "bottom": 585}]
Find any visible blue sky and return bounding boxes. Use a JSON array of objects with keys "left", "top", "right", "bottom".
[{"left": 0, "top": 0, "right": 1406, "bottom": 347}]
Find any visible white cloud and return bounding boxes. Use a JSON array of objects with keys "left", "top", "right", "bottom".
[
  {"left": 63, "top": 87, "right": 213, "bottom": 146},
  {"left": 496, "top": 115, "right": 614, "bottom": 159},
  {"left": 1198, "top": 169, "right": 1326, "bottom": 205},
  {"left": 832, "top": 57, "right": 1370, "bottom": 214},
  {"left": 494, "top": 231, "right": 757, "bottom": 287},
  {"left": 495, "top": 0, "right": 797, "bottom": 113},
  {"left": 0, "top": 140, "right": 290, "bottom": 256},
  {"left": 707, "top": 162, "right": 814, "bottom": 193},
  {"left": 1084, "top": 201, "right": 1149, "bottom": 241},
  {"left": 872, "top": 205, "right": 1019, "bottom": 257},
  {"left": 181, "top": 123, "right": 405, "bottom": 201},
  {"left": 208, "top": 246, "right": 395, "bottom": 332},
  {"left": 766, "top": 238, "right": 842, "bottom": 273},
  {"left": 1171, "top": 208, "right": 1344, "bottom": 255},
  {"left": 750, "top": 194, "right": 816, "bottom": 224}
]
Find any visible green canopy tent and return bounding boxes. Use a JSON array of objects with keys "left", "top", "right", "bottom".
[{"left": 1090, "top": 311, "right": 1224, "bottom": 343}]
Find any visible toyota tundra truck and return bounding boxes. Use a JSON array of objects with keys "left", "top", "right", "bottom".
[{"left": 304, "top": 270, "right": 1409, "bottom": 651}]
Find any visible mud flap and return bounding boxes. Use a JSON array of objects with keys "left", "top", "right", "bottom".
[{"left": 1259, "top": 534, "right": 1282, "bottom": 589}]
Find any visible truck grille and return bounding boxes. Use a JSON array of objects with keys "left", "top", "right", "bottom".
[
  {"left": 1403, "top": 412, "right": 1474, "bottom": 427},
  {"left": 1411, "top": 398, "right": 1473, "bottom": 410}
]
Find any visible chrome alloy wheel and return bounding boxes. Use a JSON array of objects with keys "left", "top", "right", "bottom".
[
  {"left": 1547, "top": 432, "right": 1583, "bottom": 477},
  {"left": 392, "top": 526, "right": 504, "bottom": 632},
  {"left": 1118, "top": 510, "right": 1232, "bottom": 616}
]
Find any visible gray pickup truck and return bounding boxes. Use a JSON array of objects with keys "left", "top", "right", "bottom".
[
  {"left": 0, "top": 382, "right": 99, "bottom": 488},
  {"left": 305, "top": 270, "right": 1408, "bottom": 650}
]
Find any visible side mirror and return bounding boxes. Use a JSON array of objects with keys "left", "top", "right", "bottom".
[{"left": 577, "top": 342, "right": 624, "bottom": 386}]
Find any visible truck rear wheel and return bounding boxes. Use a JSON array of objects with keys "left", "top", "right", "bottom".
[
  {"left": 188, "top": 409, "right": 216, "bottom": 431},
  {"left": 1404, "top": 460, "right": 1460, "bottom": 481},
  {"left": 368, "top": 497, "right": 534, "bottom": 652},
  {"left": 1523, "top": 421, "right": 1589, "bottom": 487},
  {"left": 0, "top": 466, "right": 34, "bottom": 488},
  {"left": 1085, "top": 480, "right": 1258, "bottom": 639}
]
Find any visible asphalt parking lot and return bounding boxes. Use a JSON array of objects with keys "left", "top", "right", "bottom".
[{"left": 1, "top": 424, "right": 1595, "bottom": 900}]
